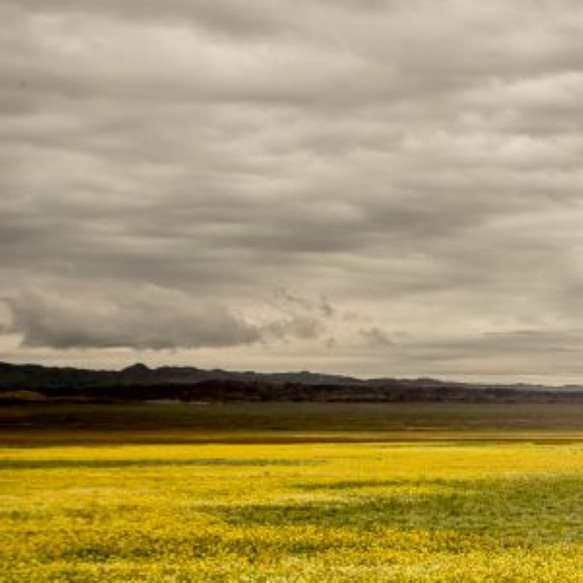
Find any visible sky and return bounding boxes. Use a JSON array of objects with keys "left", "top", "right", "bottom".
[{"left": 2, "top": 0, "right": 583, "bottom": 383}]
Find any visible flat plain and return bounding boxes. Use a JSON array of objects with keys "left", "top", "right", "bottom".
[{"left": 2, "top": 403, "right": 583, "bottom": 581}]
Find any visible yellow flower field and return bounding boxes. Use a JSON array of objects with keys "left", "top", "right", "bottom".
[{"left": 2, "top": 437, "right": 583, "bottom": 581}]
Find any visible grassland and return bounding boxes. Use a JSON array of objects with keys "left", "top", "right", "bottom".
[
  {"left": 4, "top": 402, "right": 583, "bottom": 444},
  {"left": 2, "top": 403, "right": 583, "bottom": 581}
]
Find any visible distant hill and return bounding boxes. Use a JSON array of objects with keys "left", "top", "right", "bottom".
[{"left": 1, "top": 360, "right": 582, "bottom": 404}]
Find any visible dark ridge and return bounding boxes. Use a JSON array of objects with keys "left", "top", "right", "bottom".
[{"left": 1, "top": 361, "right": 582, "bottom": 404}]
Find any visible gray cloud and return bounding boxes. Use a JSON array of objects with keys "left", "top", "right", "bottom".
[
  {"left": 2, "top": 0, "right": 583, "bottom": 379},
  {"left": 359, "top": 327, "right": 394, "bottom": 348},
  {"left": 263, "top": 316, "right": 325, "bottom": 342},
  {"left": 5, "top": 285, "right": 260, "bottom": 349},
  {"left": 2, "top": 283, "right": 339, "bottom": 350}
]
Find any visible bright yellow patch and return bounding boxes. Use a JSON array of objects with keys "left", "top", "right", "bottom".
[{"left": 2, "top": 440, "right": 583, "bottom": 581}]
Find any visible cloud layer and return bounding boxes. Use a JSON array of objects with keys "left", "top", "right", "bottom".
[{"left": 2, "top": 0, "right": 583, "bottom": 381}]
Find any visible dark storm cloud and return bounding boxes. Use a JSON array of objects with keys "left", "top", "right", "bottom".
[
  {"left": 1, "top": 283, "right": 338, "bottom": 350},
  {"left": 5, "top": 285, "right": 261, "bottom": 349},
  {"left": 2, "top": 0, "right": 583, "bottom": 379}
]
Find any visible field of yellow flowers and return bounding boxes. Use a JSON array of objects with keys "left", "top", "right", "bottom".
[{"left": 3, "top": 435, "right": 583, "bottom": 581}]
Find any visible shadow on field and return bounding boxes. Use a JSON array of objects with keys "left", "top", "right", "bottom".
[
  {"left": 296, "top": 477, "right": 492, "bottom": 491},
  {"left": 0, "top": 458, "right": 324, "bottom": 470},
  {"left": 214, "top": 475, "right": 583, "bottom": 535},
  {"left": 296, "top": 479, "right": 430, "bottom": 491}
]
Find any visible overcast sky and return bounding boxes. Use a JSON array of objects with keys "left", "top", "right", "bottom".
[{"left": 2, "top": 0, "right": 583, "bottom": 383}]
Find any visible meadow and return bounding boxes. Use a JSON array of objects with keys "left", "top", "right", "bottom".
[{"left": 2, "top": 403, "right": 583, "bottom": 581}]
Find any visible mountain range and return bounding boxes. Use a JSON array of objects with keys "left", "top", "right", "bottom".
[{"left": 2, "top": 361, "right": 583, "bottom": 404}]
